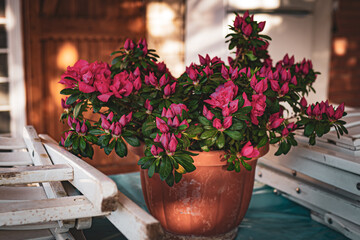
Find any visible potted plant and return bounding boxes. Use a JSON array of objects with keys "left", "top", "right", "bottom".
[{"left": 59, "top": 11, "right": 347, "bottom": 239}]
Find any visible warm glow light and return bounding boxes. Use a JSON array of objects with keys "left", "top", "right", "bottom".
[
  {"left": 228, "top": 0, "right": 280, "bottom": 9},
  {"left": 334, "top": 38, "right": 348, "bottom": 56},
  {"left": 57, "top": 42, "right": 79, "bottom": 70},
  {"left": 147, "top": 2, "right": 175, "bottom": 37}
]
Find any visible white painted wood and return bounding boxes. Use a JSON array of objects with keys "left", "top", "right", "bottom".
[
  {"left": 107, "top": 191, "right": 164, "bottom": 240},
  {"left": 0, "top": 164, "right": 73, "bottom": 185},
  {"left": 6, "top": 0, "right": 27, "bottom": 139},
  {"left": 0, "top": 229, "right": 54, "bottom": 240},
  {"left": 0, "top": 137, "right": 26, "bottom": 150},
  {"left": 0, "top": 186, "right": 47, "bottom": 200},
  {"left": 261, "top": 145, "right": 360, "bottom": 194},
  {"left": 50, "top": 229, "right": 75, "bottom": 240},
  {"left": 0, "top": 152, "right": 33, "bottom": 166},
  {"left": 0, "top": 196, "right": 109, "bottom": 226},
  {"left": 39, "top": 134, "right": 118, "bottom": 212},
  {"left": 255, "top": 164, "right": 360, "bottom": 224},
  {"left": 0, "top": 221, "right": 75, "bottom": 231}
]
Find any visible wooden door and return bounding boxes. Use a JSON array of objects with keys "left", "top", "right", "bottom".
[{"left": 22, "top": 0, "right": 145, "bottom": 174}]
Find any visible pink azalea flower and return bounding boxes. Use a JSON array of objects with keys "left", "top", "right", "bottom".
[
  {"left": 268, "top": 112, "right": 284, "bottom": 129},
  {"left": 124, "top": 38, "right": 135, "bottom": 50},
  {"left": 204, "top": 81, "right": 238, "bottom": 109},
  {"left": 250, "top": 94, "right": 266, "bottom": 125},
  {"left": 241, "top": 141, "right": 259, "bottom": 158},
  {"left": 300, "top": 97, "right": 307, "bottom": 108},
  {"left": 334, "top": 103, "right": 345, "bottom": 120},
  {"left": 169, "top": 103, "right": 189, "bottom": 116},
  {"left": 145, "top": 99, "right": 153, "bottom": 112}
]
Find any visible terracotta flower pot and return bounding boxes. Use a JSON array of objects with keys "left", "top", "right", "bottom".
[{"left": 139, "top": 144, "right": 269, "bottom": 239}]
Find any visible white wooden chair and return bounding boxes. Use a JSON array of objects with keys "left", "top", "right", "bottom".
[{"left": 0, "top": 126, "right": 164, "bottom": 240}]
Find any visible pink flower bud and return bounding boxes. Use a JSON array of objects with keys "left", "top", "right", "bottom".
[
  {"left": 156, "top": 117, "right": 169, "bottom": 133},
  {"left": 119, "top": 115, "right": 126, "bottom": 127},
  {"left": 124, "top": 38, "right": 134, "bottom": 50},
  {"left": 258, "top": 21, "right": 265, "bottom": 31},
  {"left": 270, "top": 79, "right": 280, "bottom": 92},
  {"left": 188, "top": 67, "right": 198, "bottom": 81},
  {"left": 290, "top": 76, "right": 297, "bottom": 85},
  {"left": 229, "top": 99, "right": 239, "bottom": 114},
  {"left": 126, "top": 112, "right": 132, "bottom": 124},
  {"left": 300, "top": 97, "right": 307, "bottom": 108},
  {"left": 159, "top": 74, "right": 168, "bottom": 87},
  {"left": 133, "top": 76, "right": 141, "bottom": 91},
  {"left": 213, "top": 118, "right": 223, "bottom": 130},
  {"left": 203, "top": 66, "right": 213, "bottom": 76},
  {"left": 282, "top": 127, "right": 289, "bottom": 137},
  {"left": 221, "top": 65, "right": 229, "bottom": 79},
  {"left": 160, "top": 133, "right": 169, "bottom": 150},
  {"left": 81, "top": 122, "right": 88, "bottom": 133},
  {"left": 334, "top": 103, "right": 345, "bottom": 120},
  {"left": 223, "top": 116, "right": 233, "bottom": 129},
  {"left": 169, "top": 134, "right": 178, "bottom": 153},
  {"left": 107, "top": 112, "right": 114, "bottom": 121},
  {"left": 203, "top": 105, "right": 214, "bottom": 120},
  {"left": 313, "top": 104, "right": 321, "bottom": 116},
  {"left": 154, "top": 133, "right": 161, "bottom": 142},
  {"left": 326, "top": 106, "right": 334, "bottom": 118},
  {"left": 151, "top": 145, "right": 159, "bottom": 156},
  {"left": 61, "top": 98, "right": 71, "bottom": 109},
  {"left": 163, "top": 84, "right": 171, "bottom": 96},
  {"left": 145, "top": 99, "right": 153, "bottom": 111},
  {"left": 306, "top": 105, "right": 312, "bottom": 116},
  {"left": 113, "top": 123, "right": 122, "bottom": 136},
  {"left": 243, "top": 24, "right": 252, "bottom": 36},
  {"left": 250, "top": 74, "right": 257, "bottom": 89},
  {"left": 280, "top": 82, "right": 289, "bottom": 96},
  {"left": 242, "top": 92, "right": 251, "bottom": 107},
  {"left": 76, "top": 122, "right": 81, "bottom": 133}
]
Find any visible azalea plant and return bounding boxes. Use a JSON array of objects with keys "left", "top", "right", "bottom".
[{"left": 59, "top": 11, "right": 347, "bottom": 186}]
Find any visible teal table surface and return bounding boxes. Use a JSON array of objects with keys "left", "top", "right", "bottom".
[{"left": 83, "top": 172, "right": 348, "bottom": 240}]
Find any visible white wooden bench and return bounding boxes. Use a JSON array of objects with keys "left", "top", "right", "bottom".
[{"left": 0, "top": 126, "right": 164, "bottom": 240}]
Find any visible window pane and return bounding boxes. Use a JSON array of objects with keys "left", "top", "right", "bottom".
[
  {"left": 0, "top": 0, "right": 4, "bottom": 18},
  {"left": 0, "top": 111, "right": 10, "bottom": 134},
  {"left": 0, "top": 82, "right": 9, "bottom": 105},
  {"left": 0, "top": 25, "right": 6, "bottom": 48},
  {"left": 0, "top": 53, "right": 7, "bottom": 77}
]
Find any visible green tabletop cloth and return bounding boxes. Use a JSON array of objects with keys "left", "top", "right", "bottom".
[{"left": 83, "top": 172, "right": 348, "bottom": 240}]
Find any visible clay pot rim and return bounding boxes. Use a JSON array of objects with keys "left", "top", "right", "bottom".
[{"left": 189, "top": 142, "right": 269, "bottom": 167}]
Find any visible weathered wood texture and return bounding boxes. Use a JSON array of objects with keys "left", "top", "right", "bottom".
[
  {"left": 22, "top": 0, "right": 145, "bottom": 174},
  {"left": 329, "top": 0, "right": 360, "bottom": 107}
]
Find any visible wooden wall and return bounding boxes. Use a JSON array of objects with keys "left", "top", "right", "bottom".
[
  {"left": 329, "top": 0, "right": 360, "bottom": 107},
  {"left": 22, "top": 0, "right": 146, "bottom": 174}
]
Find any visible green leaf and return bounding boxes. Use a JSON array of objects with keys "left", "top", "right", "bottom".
[
  {"left": 60, "top": 88, "right": 77, "bottom": 95},
  {"left": 198, "top": 116, "right": 211, "bottom": 126},
  {"left": 224, "top": 130, "right": 243, "bottom": 141},
  {"left": 240, "top": 158, "right": 252, "bottom": 171},
  {"left": 200, "top": 129, "right": 217, "bottom": 139},
  {"left": 216, "top": 132, "right": 225, "bottom": 149},
  {"left": 72, "top": 137, "right": 79, "bottom": 150},
  {"left": 89, "top": 129, "right": 105, "bottom": 135},
  {"left": 73, "top": 103, "right": 82, "bottom": 119},
  {"left": 227, "top": 162, "right": 235, "bottom": 171},
  {"left": 174, "top": 171, "right": 182, "bottom": 183},
  {"left": 148, "top": 162, "right": 156, "bottom": 178},
  {"left": 123, "top": 136, "right": 140, "bottom": 147},
  {"left": 258, "top": 135, "right": 268, "bottom": 148},
  {"left": 64, "top": 135, "right": 73, "bottom": 148},
  {"left": 104, "top": 140, "right": 116, "bottom": 155},
  {"left": 138, "top": 156, "right": 154, "bottom": 165},
  {"left": 229, "top": 122, "right": 244, "bottom": 131},
  {"left": 80, "top": 137, "right": 86, "bottom": 151},
  {"left": 165, "top": 173, "right": 174, "bottom": 187},
  {"left": 66, "top": 93, "right": 80, "bottom": 105},
  {"left": 269, "top": 137, "right": 281, "bottom": 144},
  {"left": 178, "top": 124, "right": 188, "bottom": 131},
  {"left": 304, "top": 122, "right": 315, "bottom": 137},
  {"left": 115, "top": 139, "right": 127, "bottom": 157},
  {"left": 159, "top": 157, "right": 172, "bottom": 181},
  {"left": 174, "top": 156, "right": 196, "bottom": 172},
  {"left": 98, "top": 134, "right": 111, "bottom": 147}
]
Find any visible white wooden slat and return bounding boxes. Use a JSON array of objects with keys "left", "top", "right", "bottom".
[
  {"left": 0, "top": 164, "right": 73, "bottom": 185},
  {"left": 255, "top": 164, "right": 360, "bottom": 224},
  {"left": 39, "top": 134, "right": 118, "bottom": 213},
  {"left": 0, "top": 196, "right": 109, "bottom": 226},
  {"left": 0, "top": 229, "right": 54, "bottom": 240},
  {"left": 281, "top": 140, "right": 360, "bottom": 175},
  {"left": 0, "top": 137, "right": 26, "bottom": 150},
  {"left": 106, "top": 192, "right": 164, "bottom": 240},
  {"left": 0, "top": 152, "right": 33, "bottom": 166},
  {"left": 261, "top": 146, "right": 360, "bottom": 194},
  {"left": 50, "top": 230, "right": 75, "bottom": 240},
  {"left": 0, "top": 186, "right": 47, "bottom": 200},
  {"left": 0, "top": 221, "right": 75, "bottom": 231}
]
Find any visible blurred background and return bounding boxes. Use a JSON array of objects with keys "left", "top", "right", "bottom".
[{"left": 0, "top": 0, "right": 359, "bottom": 174}]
